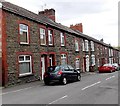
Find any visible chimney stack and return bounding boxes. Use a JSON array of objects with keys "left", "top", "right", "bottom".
[
  {"left": 70, "top": 23, "right": 83, "bottom": 33},
  {"left": 38, "top": 8, "right": 55, "bottom": 21}
]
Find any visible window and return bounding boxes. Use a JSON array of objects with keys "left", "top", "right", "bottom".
[
  {"left": 60, "top": 32, "right": 65, "bottom": 46},
  {"left": 18, "top": 55, "right": 32, "bottom": 76},
  {"left": 61, "top": 54, "right": 67, "bottom": 65},
  {"left": 40, "top": 28, "right": 46, "bottom": 45},
  {"left": 75, "top": 39, "right": 79, "bottom": 51},
  {"left": 90, "top": 41, "right": 94, "bottom": 51},
  {"left": 19, "top": 24, "right": 29, "bottom": 44},
  {"left": 48, "top": 29, "right": 53, "bottom": 45},
  {"left": 82, "top": 39, "right": 85, "bottom": 51},
  {"left": 85, "top": 40, "right": 89, "bottom": 51},
  {"left": 75, "top": 58, "right": 80, "bottom": 69}
]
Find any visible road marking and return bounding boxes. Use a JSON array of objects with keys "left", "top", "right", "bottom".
[
  {"left": 48, "top": 95, "right": 68, "bottom": 104},
  {"left": 106, "top": 75, "right": 115, "bottom": 80},
  {"left": 0, "top": 86, "right": 35, "bottom": 96},
  {"left": 81, "top": 81, "right": 101, "bottom": 91}
]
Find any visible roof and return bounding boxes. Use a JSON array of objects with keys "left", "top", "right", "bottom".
[{"left": 1, "top": 1, "right": 119, "bottom": 50}]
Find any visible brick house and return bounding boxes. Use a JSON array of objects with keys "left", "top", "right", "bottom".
[{"left": 0, "top": 1, "right": 119, "bottom": 86}]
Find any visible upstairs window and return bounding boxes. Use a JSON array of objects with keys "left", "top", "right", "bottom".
[
  {"left": 48, "top": 29, "right": 53, "bottom": 46},
  {"left": 90, "top": 41, "right": 94, "bottom": 51},
  {"left": 60, "top": 32, "right": 65, "bottom": 46},
  {"left": 19, "top": 24, "right": 29, "bottom": 44},
  {"left": 85, "top": 40, "right": 89, "bottom": 51},
  {"left": 75, "top": 39, "right": 79, "bottom": 51},
  {"left": 40, "top": 28, "right": 46, "bottom": 45},
  {"left": 82, "top": 39, "right": 85, "bottom": 51}
]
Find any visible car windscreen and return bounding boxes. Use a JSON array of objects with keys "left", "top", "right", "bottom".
[{"left": 48, "top": 66, "right": 60, "bottom": 72}]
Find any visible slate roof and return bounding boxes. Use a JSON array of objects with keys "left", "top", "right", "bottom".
[{"left": 1, "top": 1, "right": 119, "bottom": 50}]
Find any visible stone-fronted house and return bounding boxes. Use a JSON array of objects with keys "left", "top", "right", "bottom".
[{"left": 0, "top": 1, "right": 119, "bottom": 86}]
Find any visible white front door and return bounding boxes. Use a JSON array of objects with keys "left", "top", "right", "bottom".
[
  {"left": 86, "top": 55, "right": 89, "bottom": 72},
  {"left": 41, "top": 57, "right": 45, "bottom": 80}
]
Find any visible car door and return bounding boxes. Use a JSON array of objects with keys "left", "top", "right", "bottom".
[
  {"left": 68, "top": 65, "right": 77, "bottom": 81},
  {"left": 61, "top": 65, "right": 69, "bottom": 79}
]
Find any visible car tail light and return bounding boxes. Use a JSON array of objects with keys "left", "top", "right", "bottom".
[{"left": 57, "top": 70, "right": 62, "bottom": 75}]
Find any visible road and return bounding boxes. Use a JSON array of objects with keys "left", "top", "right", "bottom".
[{"left": 2, "top": 71, "right": 118, "bottom": 105}]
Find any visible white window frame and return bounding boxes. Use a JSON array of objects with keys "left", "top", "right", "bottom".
[
  {"left": 90, "top": 41, "right": 94, "bottom": 51},
  {"left": 18, "top": 55, "right": 32, "bottom": 76},
  {"left": 85, "top": 40, "right": 89, "bottom": 51},
  {"left": 48, "top": 29, "right": 53, "bottom": 46},
  {"left": 82, "top": 39, "right": 85, "bottom": 51},
  {"left": 40, "top": 28, "right": 46, "bottom": 45},
  {"left": 60, "top": 32, "right": 65, "bottom": 46},
  {"left": 75, "top": 39, "right": 79, "bottom": 51},
  {"left": 19, "top": 24, "right": 29, "bottom": 44}
]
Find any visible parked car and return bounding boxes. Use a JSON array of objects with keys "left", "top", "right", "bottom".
[
  {"left": 112, "top": 63, "right": 119, "bottom": 71},
  {"left": 98, "top": 63, "right": 116, "bottom": 73},
  {"left": 44, "top": 65, "right": 81, "bottom": 85}
]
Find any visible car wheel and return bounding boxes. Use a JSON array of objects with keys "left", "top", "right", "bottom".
[
  {"left": 62, "top": 77, "right": 67, "bottom": 85},
  {"left": 77, "top": 75, "right": 81, "bottom": 81},
  {"left": 110, "top": 70, "right": 112, "bottom": 73}
]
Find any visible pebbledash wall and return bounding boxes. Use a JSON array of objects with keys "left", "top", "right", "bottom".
[{"left": 1, "top": 1, "right": 120, "bottom": 86}]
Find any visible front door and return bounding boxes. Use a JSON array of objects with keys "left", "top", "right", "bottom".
[
  {"left": 86, "top": 55, "right": 89, "bottom": 72},
  {"left": 41, "top": 57, "right": 45, "bottom": 80}
]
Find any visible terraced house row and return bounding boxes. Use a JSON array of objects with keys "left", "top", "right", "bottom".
[{"left": 0, "top": 1, "right": 120, "bottom": 86}]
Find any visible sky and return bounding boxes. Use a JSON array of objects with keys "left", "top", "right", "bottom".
[{"left": 4, "top": 0, "right": 119, "bottom": 47}]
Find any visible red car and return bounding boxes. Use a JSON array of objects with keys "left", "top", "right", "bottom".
[{"left": 98, "top": 64, "right": 116, "bottom": 73}]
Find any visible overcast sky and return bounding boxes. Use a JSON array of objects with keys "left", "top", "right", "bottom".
[{"left": 5, "top": 0, "right": 119, "bottom": 47}]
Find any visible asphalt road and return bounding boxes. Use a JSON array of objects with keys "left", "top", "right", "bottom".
[{"left": 2, "top": 71, "right": 118, "bottom": 104}]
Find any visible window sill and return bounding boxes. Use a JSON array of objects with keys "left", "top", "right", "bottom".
[
  {"left": 49, "top": 45, "right": 54, "bottom": 47},
  {"left": 40, "top": 44, "right": 47, "bottom": 47},
  {"left": 20, "top": 43, "right": 30, "bottom": 46},
  {"left": 19, "top": 73, "right": 33, "bottom": 78},
  {"left": 75, "top": 51, "right": 80, "bottom": 53}
]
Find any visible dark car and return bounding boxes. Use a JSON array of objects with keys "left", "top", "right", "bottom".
[{"left": 44, "top": 65, "right": 81, "bottom": 85}]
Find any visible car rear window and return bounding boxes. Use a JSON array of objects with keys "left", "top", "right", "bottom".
[{"left": 48, "top": 66, "right": 60, "bottom": 72}]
